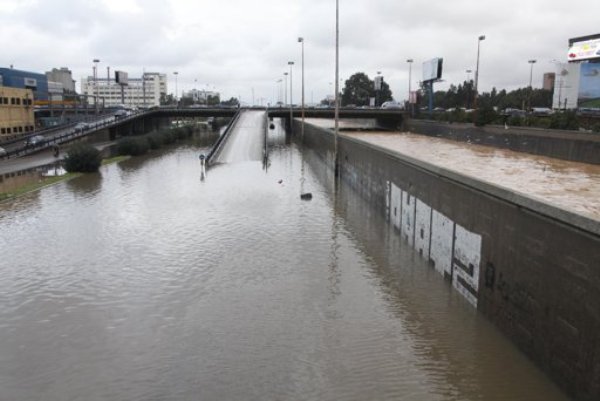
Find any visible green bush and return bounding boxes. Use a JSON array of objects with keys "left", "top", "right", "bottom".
[
  {"left": 591, "top": 123, "right": 600, "bottom": 133},
  {"left": 474, "top": 105, "right": 497, "bottom": 127},
  {"left": 549, "top": 110, "right": 579, "bottom": 130},
  {"left": 64, "top": 143, "right": 102, "bottom": 173},
  {"left": 117, "top": 136, "right": 149, "bottom": 156},
  {"left": 146, "top": 132, "right": 164, "bottom": 150}
]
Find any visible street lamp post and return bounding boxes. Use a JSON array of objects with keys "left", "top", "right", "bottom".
[
  {"left": 298, "top": 37, "right": 305, "bottom": 141},
  {"left": 173, "top": 71, "right": 179, "bottom": 107},
  {"left": 284, "top": 72, "right": 288, "bottom": 107},
  {"left": 406, "top": 59, "right": 413, "bottom": 114},
  {"left": 288, "top": 61, "right": 294, "bottom": 134},
  {"left": 466, "top": 69, "right": 473, "bottom": 108},
  {"left": 93, "top": 59, "right": 100, "bottom": 115},
  {"left": 334, "top": 0, "right": 340, "bottom": 177},
  {"left": 474, "top": 35, "right": 485, "bottom": 110},
  {"left": 528, "top": 59, "right": 537, "bottom": 111}
]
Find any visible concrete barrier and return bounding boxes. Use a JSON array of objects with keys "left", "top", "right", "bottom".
[
  {"left": 407, "top": 119, "right": 600, "bottom": 165},
  {"left": 296, "top": 120, "right": 600, "bottom": 401}
]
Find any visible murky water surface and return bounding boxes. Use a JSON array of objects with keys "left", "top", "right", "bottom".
[
  {"left": 307, "top": 119, "right": 600, "bottom": 220},
  {"left": 0, "top": 120, "right": 569, "bottom": 400}
]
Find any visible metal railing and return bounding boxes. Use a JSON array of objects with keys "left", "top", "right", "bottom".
[
  {"left": 0, "top": 110, "right": 147, "bottom": 160},
  {"left": 205, "top": 110, "right": 241, "bottom": 165}
]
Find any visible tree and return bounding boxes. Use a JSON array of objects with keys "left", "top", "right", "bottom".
[
  {"left": 207, "top": 94, "right": 220, "bottom": 106},
  {"left": 160, "top": 93, "right": 176, "bottom": 106},
  {"left": 64, "top": 143, "right": 102, "bottom": 173},
  {"left": 220, "top": 97, "right": 239, "bottom": 107},
  {"left": 341, "top": 72, "right": 393, "bottom": 106}
]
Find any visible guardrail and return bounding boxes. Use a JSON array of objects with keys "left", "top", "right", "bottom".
[
  {"left": 205, "top": 110, "right": 241, "bottom": 165},
  {"left": 0, "top": 111, "right": 147, "bottom": 160}
]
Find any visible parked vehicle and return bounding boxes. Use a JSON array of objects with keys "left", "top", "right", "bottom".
[
  {"left": 531, "top": 107, "right": 553, "bottom": 116},
  {"left": 0, "top": 146, "right": 7, "bottom": 156},
  {"left": 114, "top": 109, "right": 128, "bottom": 118}
]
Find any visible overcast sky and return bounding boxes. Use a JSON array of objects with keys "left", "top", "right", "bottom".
[{"left": 1, "top": 0, "right": 598, "bottom": 104}]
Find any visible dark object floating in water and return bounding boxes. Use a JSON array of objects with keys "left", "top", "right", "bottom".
[
  {"left": 300, "top": 193, "right": 312, "bottom": 200},
  {"left": 278, "top": 179, "right": 283, "bottom": 184},
  {"left": 269, "top": 123, "right": 275, "bottom": 129}
]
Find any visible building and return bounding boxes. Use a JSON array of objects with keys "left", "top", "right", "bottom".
[
  {"left": 0, "top": 67, "right": 49, "bottom": 101},
  {"left": 45, "top": 67, "right": 76, "bottom": 93},
  {"left": 182, "top": 88, "right": 220, "bottom": 103},
  {"left": 0, "top": 86, "right": 35, "bottom": 140},
  {"left": 81, "top": 72, "right": 167, "bottom": 108},
  {"left": 543, "top": 72, "right": 555, "bottom": 91},
  {"left": 553, "top": 33, "right": 600, "bottom": 109}
]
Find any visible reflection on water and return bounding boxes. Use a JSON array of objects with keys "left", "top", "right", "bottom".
[{"left": 0, "top": 120, "right": 569, "bottom": 401}]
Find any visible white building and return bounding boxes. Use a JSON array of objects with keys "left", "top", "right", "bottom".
[
  {"left": 46, "top": 67, "right": 76, "bottom": 93},
  {"left": 81, "top": 72, "right": 167, "bottom": 108},
  {"left": 182, "top": 88, "right": 220, "bottom": 103}
]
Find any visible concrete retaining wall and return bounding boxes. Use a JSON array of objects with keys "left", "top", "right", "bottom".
[
  {"left": 407, "top": 119, "right": 600, "bottom": 165},
  {"left": 296, "top": 120, "right": 600, "bottom": 401}
]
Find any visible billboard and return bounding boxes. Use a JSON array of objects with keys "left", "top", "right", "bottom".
[
  {"left": 578, "top": 62, "right": 600, "bottom": 108},
  {"left": 552, "top": 63, "right": 580, "bottom": 109},
  {"left": 115, "top": 70, "right": 128, "bottom": 85},
  {"left": 568, "top": 34, "right": 600, "bottom": 62},
  {"left": 423, "top": 58, "right": 443, "bottom": 82},
  {"left": 551, "top": 62, "right": 600, "bottom": 109},
  {"left": 374, "top": 75, "right": 383, "bottom": 90}
]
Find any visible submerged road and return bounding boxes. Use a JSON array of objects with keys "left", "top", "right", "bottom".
[
  {"left": 0, "top": 119, "right": 569, "bottom": 400},
  {"left": 306, "top": 118, "right": 600, "bottom": 222},
  {"left": 215, "top": 110, "right": 265, "bottom": 163}
]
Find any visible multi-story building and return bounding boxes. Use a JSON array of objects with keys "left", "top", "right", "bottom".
[
  {"left": 81, "top": 72, "right": 167, "bottom": 108},
  {"left": 0, "top": 67, "right": 49, "bottom": 101},
  {"left": 183, "top": 89, "right": 220, "bottom": 103},
  {"left": 46, "top": 67, "right": 76, "bottom": 94},
  {"left": 0, "top": 86, "right": 35, "bottom": 140},
  {"left": 543, "top": 72, "right": 555, "bottom": 91}
]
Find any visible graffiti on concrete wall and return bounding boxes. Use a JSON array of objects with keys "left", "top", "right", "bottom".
[{"left": 387, "top": 181, "right": 482, "bottom": 307}]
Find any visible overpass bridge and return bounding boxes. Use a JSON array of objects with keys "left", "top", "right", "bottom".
[{"left": 1, "top": 106, "right": 405, "bottom": 160}]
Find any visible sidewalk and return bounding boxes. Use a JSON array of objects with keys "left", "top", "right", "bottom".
[{"left": 0, "top": 141, "right": 115, "bottom": 175}]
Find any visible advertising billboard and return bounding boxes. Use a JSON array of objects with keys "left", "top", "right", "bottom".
[
  {"left": 552, "top": 63, "right": 580, "bottom": 109},
  {"left": 578, "top": 62, "right": 600, "bottom": 108},
  {"left": 422, "top": 58, "right": 443, "bottom": 82},
  {"left": 115, "top": 70, "right": 128, "bottom": 85},
  {"left": 568, "top": 34, "right": 600, "bottom": 62}
]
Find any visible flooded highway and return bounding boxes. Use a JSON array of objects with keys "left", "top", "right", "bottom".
[
  {"left": 306, "top": 119, "right": 600, "bottom": 221},
  {"left": 0, "top": 119, "right": 570, "bottom": 400}
]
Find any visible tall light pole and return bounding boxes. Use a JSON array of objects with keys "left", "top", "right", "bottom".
[
  {"left": 474, "top": 35, "right": 485, "bottom": 110},
  {"left": 334, "top": 0, "right": 340, "bottom": 176},
  {"left": 173, "top": 71, "right": 179, "bottom": 107},
  {"left": 288, "top": 61, "right": 294, "bottom": 134},
  {"left": 284, "top": 72, "right": 288, "bottom": 107},
  {"left": 298, "top": 37, "right": 305, "bottom": 140},
  {"left": 93, "top": 59, "right": 100, "bottom": 115},
  {"left": 528, "top": 59, "right": 537, "bottom": 111},
  {"left": 466, "top": 69, "right": 473, "bottom": 108},
  {"left": 406, "top": 59, "right": 413, "bottom": 113}
]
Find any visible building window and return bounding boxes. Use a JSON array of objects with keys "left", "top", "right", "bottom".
[
  {"left": 6, "top": 128, "right": 11, "bottom": 133},
  {"left": 1, "top": 128, "right": 5, "bottom": 134},
  {"left": 16, "top": 98, "right": 21, "bottom": 105},
  {"left": 2, "top": 97, "right": 7, "bottom": 104},
  {"left": 11, "top": 98, "right": 15, "bottom": 105}
]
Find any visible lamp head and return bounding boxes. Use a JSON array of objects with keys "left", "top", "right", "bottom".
[{"left": 478, "top": 35, "right": 486, "bottom": 41}]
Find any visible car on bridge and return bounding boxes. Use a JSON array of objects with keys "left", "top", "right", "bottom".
[
  {"left": 381, "top": 101, "right": 403, "bottom": 110},
  {"left": 0, "top": 146, "right": 6, "bottom": 156},
  {"left": 25, "top": 135, "right": 46, "bottom": 148}
]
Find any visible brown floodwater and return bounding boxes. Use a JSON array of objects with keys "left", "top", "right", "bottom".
[
  {"left": 306, "top": 118, "right": 600, "bottom": 221},
  {"left": 0, "top": 117, "right": 570, "bottom": 400}
]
